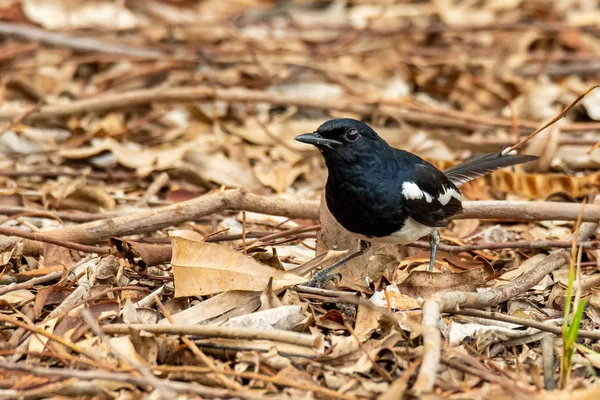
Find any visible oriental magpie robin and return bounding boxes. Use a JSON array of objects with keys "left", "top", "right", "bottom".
[{"left": 295, "top": 118, "right": 538, "bottom": 287}]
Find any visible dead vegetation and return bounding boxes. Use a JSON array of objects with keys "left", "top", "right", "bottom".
[{"left": 0, "top": 0, "right": 600, "bottom": 399}]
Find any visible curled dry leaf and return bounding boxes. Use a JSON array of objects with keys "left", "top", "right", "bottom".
[
  {"left": 395, "top": 268, "right": 487, "bottom": 298},
  {"left": 170, "top": 230, "right": 305, "bottom": 297}
]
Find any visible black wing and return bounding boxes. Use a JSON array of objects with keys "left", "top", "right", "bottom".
[
  {"left": 399, "top": 155, "right": 463, "bottom": 228},
  {"left": 444, "top": 152, "right": 539, "bottom": 187}
]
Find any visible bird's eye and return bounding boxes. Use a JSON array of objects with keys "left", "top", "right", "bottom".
[{"left": 345, "top": 129, "right": 359, "bottom": 142}]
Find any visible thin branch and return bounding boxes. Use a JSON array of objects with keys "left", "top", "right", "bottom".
[
  {"left": 0, "top": 22, "right": 179, "bottom": 60},
  {"left": 0, "top": 206, "right": 128, "bottom": 222},
  {"left": 449, "top": 308, "right": 600, "bottom": 340},
  {"left": 0, "top": 227, "right": 109, "bottom": 254},
  {"left": 409, "top": 239, "right": 599, "bottom": 253},
  {"left": 506, "top": 85, "right": 600, "bottom": 153},
  {"left": 34, "top": 190, "right": 600, "bottom": 246},
  {"left": 101, "top": 323, "right": 322, "bottom": 348}
]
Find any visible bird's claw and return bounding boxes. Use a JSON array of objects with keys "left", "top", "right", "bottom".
[{"left": 306, "top": 271, "right": 342, "bottom": 288}]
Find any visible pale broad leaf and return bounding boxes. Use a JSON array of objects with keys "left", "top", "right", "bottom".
[{"left": 170, "top": 230, "right": 305, "bottom": 297}]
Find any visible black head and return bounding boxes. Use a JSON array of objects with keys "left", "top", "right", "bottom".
[{"left": 294, "top": 118, "right": 386, "bottom": 163}]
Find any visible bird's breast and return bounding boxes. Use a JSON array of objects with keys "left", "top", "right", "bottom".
[
  {"left": 325, "top": 172, "right": 409, "bottom": 238},
  {"left": 355, "top": 217, "right": 433, "bottom": 244}
]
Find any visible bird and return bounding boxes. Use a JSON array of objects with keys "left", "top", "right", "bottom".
[{"left": 295, "top": 118, "right": 539, "bottom": 287}]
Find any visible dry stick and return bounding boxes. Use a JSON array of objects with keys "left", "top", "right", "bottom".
[
  {"left": 0, "top": 84, "right": 593, "bottom": 135},
  {"left": 409, "top": 239, "right": 600, "bottom": 253},
  {"left": 459, "top": 201, "right": 600, "bottom": 221},
  {"left": 0, "top": 227, "right": 109, "bottom": 254},
  {"left": 541, "top": 336, "right": 557, "bottom": 390},
  {"left": 412, "top": 249, "right": 571, "bottom": 394},
  {"left": 0, "top": 206, "right": 127, "bottom": 222},
  {"left": 41, "top": 189, "right": 318, "bottom": 244},
  {"left": 0, "top": 361, "right": 259, "bottom": 400},
  {"left": 449, "top": 309, "right": 600, "bottom": 340},
  {"left": 0, "top": 168, "right": 138, "bottom": 181},
  {"left": 243, "top": 224, "right": 321, "bottom": 248},
  {"left": 101, "top": 323, "right": 321, "bottom": 348},
  {"left": 0, "top": 22, "right": 175, "bottom": 60},
  {"left": 135, "top": 172, "right": 169, "bottom": 207},
  {"left": 34, "top": 190, "right": 600, "bottom": 246}
]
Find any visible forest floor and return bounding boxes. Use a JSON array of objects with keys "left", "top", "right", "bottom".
[{"left": 0, "top": 1, "right": 600, "bottom": 399}]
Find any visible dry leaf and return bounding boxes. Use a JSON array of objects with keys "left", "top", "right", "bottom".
[
  {"left": 395, "top": 268, "right": 486, "bottom": 298},
  {"left": 220, "top": 305, "right": 305, "bottom": 330},
  {"left": 164, "top": 291, "right": 260, "bottom": 326},
  {"left": 23, "top": 0, "right": 138, "bottom": 29},
  {"left": 170, "top": 230, "right": 305, "bottom": 297},
  {"left": 60, "top": 138, "right": 189, "bottom": 175},
  {"left": 369, "top": 286, "right": 420, "bottom": 310},
  {"left": 0, "top": 289, "right": 35, "bottom": 306}
]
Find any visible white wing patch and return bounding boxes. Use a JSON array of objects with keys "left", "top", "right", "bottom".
[
  {"left": 437, "top": 186, "right": 462, "bottom": 205},
  {"left": 402, "top": 182, "right": 433, "bottom": 203}
]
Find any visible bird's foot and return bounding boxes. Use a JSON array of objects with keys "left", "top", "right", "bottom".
[
  {"left": 306, "top": 271, "right": 342, "bottom": 288},
  {"left": 305, "top": 240, "right": 370, "bottom": 288}
]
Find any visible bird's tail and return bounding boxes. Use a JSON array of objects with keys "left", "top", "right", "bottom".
[{"left": 443, "top": 152, "right": 539, "bottom": 187}]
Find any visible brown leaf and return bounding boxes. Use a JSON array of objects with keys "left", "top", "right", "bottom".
[
  {"left": 33, "top": 286, "right": 54, "bottom": 318},
  {"left": 170, "top": 230, "right": 305, "bottom": 297},
  {"left": 395, "top": 269, "right": 486, "bottom": 298}
]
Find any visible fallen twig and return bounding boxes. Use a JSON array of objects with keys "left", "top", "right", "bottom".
[
  {"left": 34, "top": 190, "right": 600, "bottom": 246},
  {"left": 541, "top": 335, "right": 557, "bottom": 390},
  {"left": 506, "top": 85, "right": 600, "bottom": 153},
  {"left": 0, "top": 227, "right": 109, "bottom": 254},
  {"left": 0, "top": 206, "right": 127, "bottom": 222},
  {"left": 0, "top": 22, "right": 178, "bottom": 60},
  {"left": 409, "top": 239, "right": 600, "bottom": 252},
  {"left": 101, "top": 323, "right": 322, "bottom": 348},
  {"left": 449, "top": 308, "right": 600, "bottom": 340}
]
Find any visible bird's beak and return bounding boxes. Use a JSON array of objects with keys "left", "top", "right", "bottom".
[{"left": 294, "top": 133, "right": 342, "bottom": 149}]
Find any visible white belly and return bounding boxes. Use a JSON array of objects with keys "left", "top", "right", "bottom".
[{"left": 356, "top": 217, "right": 434, "bottom": 244}]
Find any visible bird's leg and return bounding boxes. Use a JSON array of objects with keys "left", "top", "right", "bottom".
[
  {"left": 428, "top": 229, "right": 440, "bottom": 271},
  {"left": 306, "top": 240, "right": 371, "bottom": 288}
]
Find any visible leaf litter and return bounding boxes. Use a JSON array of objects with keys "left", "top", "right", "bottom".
[{"left": 0, "top": 0, "right": 599, "bottom": 399}]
